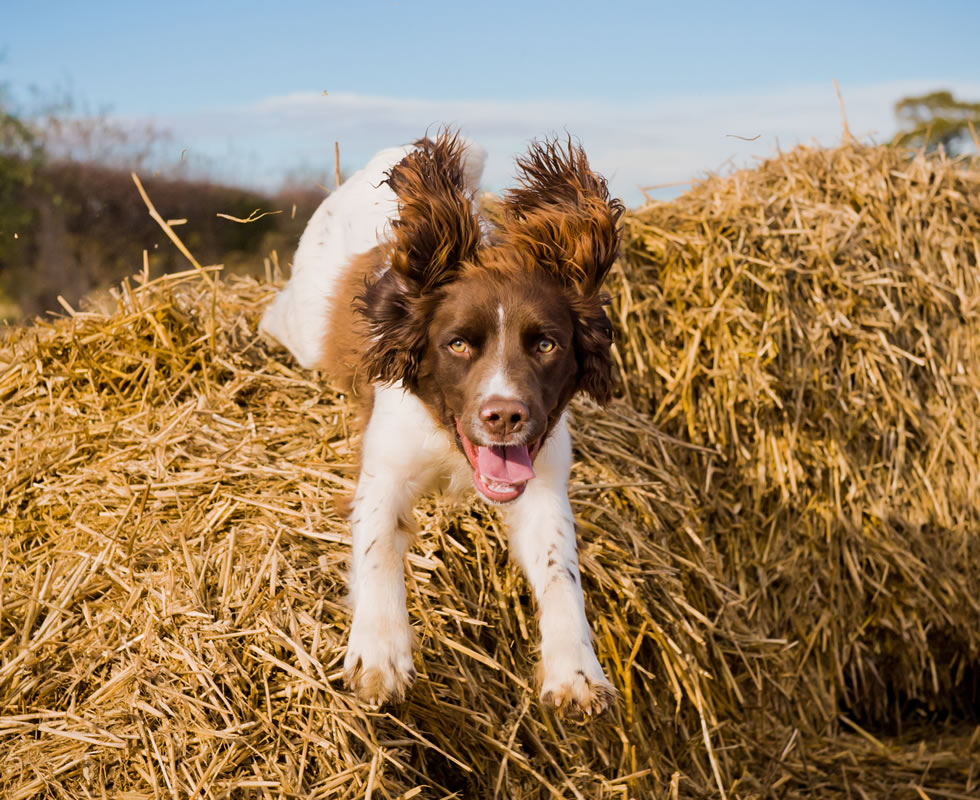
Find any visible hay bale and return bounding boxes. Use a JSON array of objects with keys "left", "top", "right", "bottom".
[
  {"left": 0, "top": 269, "right": 738, "bottom": 798},
  {"left": 0, "top": 142, "right": 978, "bottom": 798},
  {"left": 610, "top": 140, "right": 980, "bottom": 724}
]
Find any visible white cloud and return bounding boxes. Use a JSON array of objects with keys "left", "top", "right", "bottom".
[{"left": 121, "top": 79, "right": 980, "bottom": 207}]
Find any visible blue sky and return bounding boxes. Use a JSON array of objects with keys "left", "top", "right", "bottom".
[{"left": 4, "top": 0, "right": 979, "bottom": 206}]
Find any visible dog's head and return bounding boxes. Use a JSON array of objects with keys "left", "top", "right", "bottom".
[{"left": 358, "top": 130, "right": 623, "bottom": 503}]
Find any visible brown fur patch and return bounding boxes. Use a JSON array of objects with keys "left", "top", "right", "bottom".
[
  {"left": 500, "top": 138, "right": 625, "bottom": 295},
  {"left": 317, "top": 249, "right": 384, "bottom": 402}
]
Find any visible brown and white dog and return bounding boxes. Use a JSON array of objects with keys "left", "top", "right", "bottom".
[{"left": 261, "top": 130, "right": 624, "bottom": 713}]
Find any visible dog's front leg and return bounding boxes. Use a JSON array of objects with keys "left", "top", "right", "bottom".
[
  {"left": 503, "top": 415, "right": 615, "bottom": 714},
  {"left": 343, "top": 473, "right": 416, "bottom": 704},
  {"left": 342, "top": 388, "right": 430, "bottom": 704}
]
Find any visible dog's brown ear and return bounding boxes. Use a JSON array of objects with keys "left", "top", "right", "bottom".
[
  {"left": 502, "top": 138, "right": 624, "bottom": 295},
  {"left": 503, "top": 139, "right": 622, "bottom": 404},
  {"left": 568, "top": 294, "right": 615, "bottom": 405},
  {"left": 358, "top": 130, "right": 481, "bottom": 388},
  {"left": 385, "top": 130, "right": 482, "bottom": 291},
  {"left": 357, "top": 269, "right": 433, "bottom": 389}
]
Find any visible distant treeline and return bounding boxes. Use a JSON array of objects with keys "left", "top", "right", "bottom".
[
  {"left": 0, "top": 158, "right": 325, "bottom": 320},
  {"left": 0, "top": 94, "right": 329, "bottom": 321}
]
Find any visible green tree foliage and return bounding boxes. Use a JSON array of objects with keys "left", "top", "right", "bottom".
[{"left": 892, "top": 90, "right": 980, "bottom": 154}]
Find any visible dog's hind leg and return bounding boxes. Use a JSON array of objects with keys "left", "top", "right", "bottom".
[{"left": 503, "top": 414, "right": 615, "bottom": 715}]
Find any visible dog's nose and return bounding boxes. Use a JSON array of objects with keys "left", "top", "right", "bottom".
[{"left": 479, "top": 397, "right": 529, "bottom": 437}]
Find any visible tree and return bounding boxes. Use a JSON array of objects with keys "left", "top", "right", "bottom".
[{"left": 892, "top": 90, "right": 980, "bottom": 154}]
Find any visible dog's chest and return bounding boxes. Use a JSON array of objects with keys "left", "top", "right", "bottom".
[{"left": 364, "top": 383, "right": 474, "bottom": 498}]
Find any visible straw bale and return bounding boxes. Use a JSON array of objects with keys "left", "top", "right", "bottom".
[
  {"left": 0, "top": 267, "right": 739, "bottom": 798},
  {"left": 609, "top": 141, "right": 980, "bottom": 785},
  {"left": 610, "top": 140, "right": 980, "bottom": 722},
  {"left": 1, "top": 141, "right": 979, "bottom": 798}
]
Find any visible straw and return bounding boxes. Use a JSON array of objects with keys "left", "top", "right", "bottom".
[{"left": 1, "top": 139, "right": 978, "bottom": 797}]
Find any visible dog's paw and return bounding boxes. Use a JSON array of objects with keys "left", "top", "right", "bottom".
[
  {"left": 343, "top": 615, "right": 416, "bottom": 705},
  {"left": 539, "top": 644, "right": 616, "bottom": 716}
]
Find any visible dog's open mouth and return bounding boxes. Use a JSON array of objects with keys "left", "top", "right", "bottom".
[{"left": 455, "top": 421, "right": 542, "bottom": 503}]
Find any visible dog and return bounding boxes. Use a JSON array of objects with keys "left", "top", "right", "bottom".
[{"left": 261, "top": 130, "right": 624, "bottom": 713}]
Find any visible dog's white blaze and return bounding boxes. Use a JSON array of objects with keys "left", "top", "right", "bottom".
[
  {"left": 496, "top": 304, "right": 507, "bottom": 366},
  {"left": 480, "top": 368, "right": 520, "bottom": 401},
  {"left": 478, "top": 303, "right": 520, "bottom": 402}
]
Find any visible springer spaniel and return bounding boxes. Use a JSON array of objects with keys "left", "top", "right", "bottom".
[{"left": 261, "top": 131, "right": 624, "bottom": 714}]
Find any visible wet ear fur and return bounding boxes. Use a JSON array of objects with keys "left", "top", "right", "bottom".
[
  {"left": 358, "top": 130, "right": 481, "bottom": 387},
  {"left": 502, "top": 138, "right": 625, "bottom": 295}
]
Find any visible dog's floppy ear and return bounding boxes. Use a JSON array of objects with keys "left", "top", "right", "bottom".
[
  {"left": 502, "top": 137, "right": 624, "bottom": 295},
  {"left": 385, "top": 130, "right": 482, "bottom": 291},
  {"left": 359, "top": 130, "right": 482, "bottom": 388},
  {"left": 567, "top": 293, "right": 616, "bottom": 405},
  {"left": 503, "top": 139, "right": 622, "bottom": 404}
]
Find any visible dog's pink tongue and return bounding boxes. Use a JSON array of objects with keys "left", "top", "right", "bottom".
[{"left": 477, "top": 445, "right": 535, "bottom": 484}]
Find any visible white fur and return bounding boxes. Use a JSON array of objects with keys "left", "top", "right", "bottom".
[
  {"left": 479, "top": 369, "right": 521, "bottom": 403},
  {"left": 477, "top": 305, "right": 519, "bottom": 402},
  {"left": 346, "top": 400, "right": 611, "bottom": 708},
  {"left": 260, "top": 146, "right": 411, "bottom": 369},
  {"left": 343, "top": 383, "right": 467, "bottom": 703}
]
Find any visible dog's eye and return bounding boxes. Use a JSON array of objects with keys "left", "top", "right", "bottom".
[
  {"left": 448, "top": 338, "right": 469, "bottom": 354},
  {"left": 537, "top": 338, "right": 556, "bottom": 354}
]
